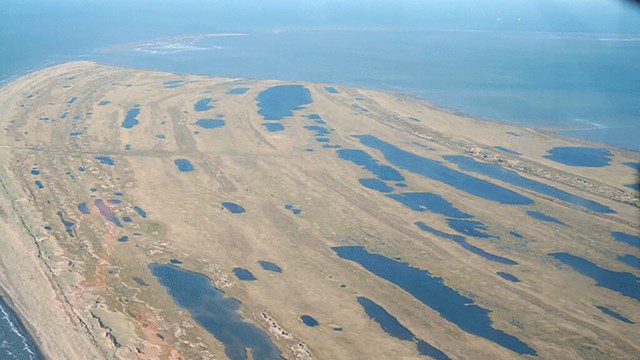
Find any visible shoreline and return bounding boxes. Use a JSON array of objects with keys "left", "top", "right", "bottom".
[
  {"left": 0, "top": 288, "right": 45, "bottom": 360},
  {"left": 0, "top": 61, "right": 637, "bottom": 358},
  {"left": 2, "top": 58, "right": 639, "bottom": 154}
]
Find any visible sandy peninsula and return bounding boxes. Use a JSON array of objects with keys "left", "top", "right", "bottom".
[{"left": 0, "top": 61, "right": 638, "bottom": 359}]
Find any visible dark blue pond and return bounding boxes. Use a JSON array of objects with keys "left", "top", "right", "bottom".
[
  {"left": 194, "top": 98, "right": 215, "bottom": 112},
  {"left": 332, "top": 246, "right": 536, "bottom": 355},
  {"left": 415, "top": 222, "right": 517, "bottom": 265},
  {"left": 543, "top": 147, "right": 612, "bottom": 167},
  {"left": 494, "top": 146, "right": 521, "bottom": 156},
  {"left": 31, "top": 168, "right": 39, "bottom": 175},
  {"left": 284, "top": 203, "right": 302, "bottom": 215},
  {"left": 388, "top": 192, "right": 472, "bottom": 219},
  {"left": 300, "top": 315, "right": 318, "bottom": 327},
  {"left": 596, "top": 306, "right": 635, "bottom": 324},
  {"left": 258, "top": 261, "right": 282, "bottom": 273},
  {"left": 149, "top": 264, "right": 282, "bottom": 360},
  {"left": 359, "top": 178, "right": 394, "bottom": 193},
  {"left": 304, "top": 125, "right": 331, "bottom": 137},
  {"left": 625, "top": 183, "right": 640, "bottom": 191},
  {"left": 94, "top": 156, "right": 115, "bottom": 166},
  {"left": 355, "top": 136, "right": 532, "bottom": 205},
  {"left": 315, "top": 137, "right": 330, "bottom": 143},
  {"left": 549, "top": 252, "right": 640, "bottom": 301},
  {"left": 174, "top": 159, "right": 194, "bottom": 172},
  {"left": 357, "top": 297, "right": 450, "bottom": 360},
  {"left": 623, "top": 162, "right": 640, "bottom": 172},
  {"left": 263, "top": 123, "right": 284, "bottom": 132},
  {"left": 163, "top": 80, "right": 185, "bottom": 88},
  {"left": 233, "top": 268, "right": 256, "bottom": 281},
  {"left": 324, "top": 86, "right": 339, "bottom": 94},
  {"left": 117, "top": 236, "right": 129, "bottom": 243},
  {"left": 611, "top": 231, "right": 640, "bottom": 249},
  {"left": 194, "top": 119, "right": 225, "bottom": 129},
  {"left": 77, "top": 202, "right": 90, "bottom": 215},
  {"left": 526, "top": 210, "right": 566, "bottom": 226},
  {"left": 617, "top": 254, "right": 640, "bottom": 270},
  {"left": 443, "top": 155, "right": 614, "bottom": 214},
  {"left": 122, "top": 216, "right": 132, "bottom": 223},
  {"left": 222, "top": 202, "right": 246, "bottom": 214},
  {"left": 510, "top": 231, "right": 523, "bottom": 239},
  {"left": 98, "top": 100, "right": 111, "bottom": 106},
  {"left": 108, "top": 199, "right": 122, "bottom": 205},
  {"left": 121, "top": 108, "right": 140, "bottom": 129},
  {"left": 170, "top": 259, "right": 183, "bottom": 265},
  {"left": 69, "top": 131, "right": 84, "bottom": 136},
  {"left": 337, "top": 149, "right": 404, "bottom": 182},
  {"left": 227, "top": 87, "right": 249, "bottom": 95},
  {"left": 446, "top": 219, "right": 493, "bottom": 239},
  {"left": 256, "top": 85, "right": 312, "bottom": 120},
  {"left": 133, "top": 206, "right": 147, "bottom": 218},
  {"left": 497, "top": 272, "right": 521, "bottom": 283},
  {"left": 57, "top": 211, "right": 75, "bottom": 237},
  {"left": 34, "top": 180, "right": 44, "bottom": 189}
]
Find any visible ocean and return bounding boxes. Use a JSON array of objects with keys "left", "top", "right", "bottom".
[{"left": 0, "top": 0, "right": 638, "bottom": 357}]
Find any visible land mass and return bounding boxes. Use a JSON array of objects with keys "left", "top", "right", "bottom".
[{"left": 0, "top": 61, "right": 638, "bottom": 359}]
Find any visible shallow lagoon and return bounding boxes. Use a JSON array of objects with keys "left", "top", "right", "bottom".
[
  {"left": 444, "top": 155, "right": 614, "bottom": 213},
  {"left": 446, "top": 219, "right": 493, "bottom": 239},
  {"left": 121, "top": 108, "right": 140, "bottom": 129},
  {"left": 355, "top": 136, "right": 532, "bottom": 205},
  {"left": 357, "top": 296, "right": 450, "bottom": 360},
  {"left": 149, "top": 264, "right": 282, "bottom": 360},
  {"left": 550, "top": 252, "right": 640, "bottom": 301},
  {"left": 227, "top": 87, "right": 249, "bottom": 95},
  {"left": 596, "top": 306, "right": 635, "bottom": 324},
  {"left": 543, "top": 147, "right": 612, "bottom": 167},
  {"left": 617, "top": 254, "right": 640, "bottom": 270},
  {"left": 526, "top": 210, "right": 566, "bottom": 226},
  {"left": 300, "top": 315, "right": 318, "bottom": 327},
  {"left": 611, "top": 231, "right": 639, "bottom": 249},
  {"left": 337, "top": 149, "right": 404, "bottom": 182},
  {"left": 333, "top": 246, "right": 536, "bottom": 355},
  {"left": 94, "top": 156, "right": 115, "bottom": 166},
  {"left": 194, "top": 119, "right": 225, "bottom": 129},
  {"left": 256, "top": 85, "right": 312, "bottom": 120},
  {"left": 359, "top": 178, "right": 393, "bottom": 193},
  {"left": 95, "top": 199, "right": 122, "bottom": 227},
  {"left": 174, "top": 159, "right": 194, "bottom": 172},
  {"left": 263, "top": 123, "right": 284, "bottom": 132},
  {"left": 258, "top": 260, "right": 282, "bottom": 273},
  {"left": 415, "top": 222, "right": 516, "bottom": 266},
  {"left": 388, "top": 192, "right": 471, "bottom": 219},
  {"left": 222, "top": 202, "right": 246, "bottom": 214},
  {"left": 194, "top": 97, "right": 215, "bottom": 112},
  {"left": 233, "top": 268, "right": 256, "bottom": 281}
]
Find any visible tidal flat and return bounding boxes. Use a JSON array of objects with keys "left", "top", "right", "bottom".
[{"left": 0, "top": 61, "right": 637, "bottom": 360}]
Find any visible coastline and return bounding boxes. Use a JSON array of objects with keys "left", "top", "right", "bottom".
[
  {"left": 0, "top": 61, "right": 627, "bottom": 358},
  {"left": 0, "top": 290, "right": 44, "bottom": 360},
  {"left": 3, "top": 57, "right": 639, "bottom": 155}
]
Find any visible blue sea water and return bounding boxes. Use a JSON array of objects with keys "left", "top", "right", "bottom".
[{"left": 0, "top": 296, "right": 42, "bottom": 360}]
